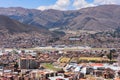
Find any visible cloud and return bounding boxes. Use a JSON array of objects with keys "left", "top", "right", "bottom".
[
  {"left": 94, "top": 0, "right": 116, "bottom": 5},
  {"left": 73, "top": 0, "right": 95, "bottom": 9},
  {"left": 37, "top": 0, "right": 120, "bottom": 10},
  {"left": 37, "top": 0, "right": 70, "bottom": 11},
  {"left": 73, "top": 0, "right": 120, "bottom": 10}
]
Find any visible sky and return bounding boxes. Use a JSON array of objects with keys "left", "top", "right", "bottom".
[{"left": 0, "top": 0, "right": 120, "bottom": 10}]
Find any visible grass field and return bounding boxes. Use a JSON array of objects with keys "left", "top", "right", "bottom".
[{"left": 42, "top": 63, "right": 62, "bottom": 71}]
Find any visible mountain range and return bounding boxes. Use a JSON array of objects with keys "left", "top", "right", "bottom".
[
  {"left": 0, "top": 5, "right": 120, "bottom": 31},
  {"left": 0, "top": 5, "right": 120, "bottom": 48}
]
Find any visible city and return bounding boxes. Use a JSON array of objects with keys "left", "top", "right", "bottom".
[
  {"left": 0, "top": 0, "right": 120, "bottom": 80},
  {"left": 0, "top": 47, "right": 119, "bottom": 80}
]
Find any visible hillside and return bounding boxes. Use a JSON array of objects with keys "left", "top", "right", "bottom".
[
  {"left": 0, "top": 15, "right": 44, "bottom": 33},
  {"left": 0, "top": 5, "right": 120, "bottom": 48},
  {"left": 0, "top": 15, "right": 53, "bottom": 48}
]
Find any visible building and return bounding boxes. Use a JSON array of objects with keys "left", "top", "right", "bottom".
[
  {"left": 118, "top": 54, "right": 120, "bottom": 67},
  {"left": 19, "top": 58, "right": 38, "bottom": 69}
]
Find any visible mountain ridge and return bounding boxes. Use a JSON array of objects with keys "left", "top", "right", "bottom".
[{"left": 0, "top": 5, "right": 120, "bottom": 31}]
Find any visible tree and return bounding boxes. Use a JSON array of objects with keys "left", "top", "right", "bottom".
[{"left": 107, "top": 49, "right": 116, "bottom": 62}]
